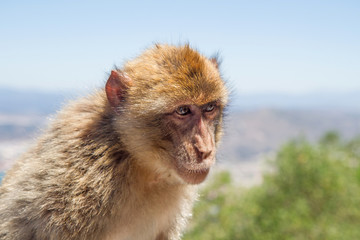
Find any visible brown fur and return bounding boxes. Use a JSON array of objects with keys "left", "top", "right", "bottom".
[{"left": 0, "top": 44, "right": 228, "bottom": 240}]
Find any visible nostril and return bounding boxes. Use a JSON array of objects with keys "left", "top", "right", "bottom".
[
  {"left": 202, "top": 150, "right": 212, "bottom": 160},
  {"left": 195, "top": 148, "right": 212, "bottom": 162}
]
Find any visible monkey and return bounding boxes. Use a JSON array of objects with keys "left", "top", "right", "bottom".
[{"left": 0, "top": 44, "right": 228, "bottom": 240}]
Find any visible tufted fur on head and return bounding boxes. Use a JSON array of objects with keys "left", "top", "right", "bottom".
[{"left": 122, "top": 44, "right": 227, "bottom": 113}]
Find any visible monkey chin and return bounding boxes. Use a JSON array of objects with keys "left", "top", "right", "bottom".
[
  {"left": 177, "top": 167, "right": 210, "bottom": 185},
  {"left": 174, "top": 159, "right": 214, "bottom": 185}
]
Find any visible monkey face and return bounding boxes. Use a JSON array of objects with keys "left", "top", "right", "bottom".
[
  {"left": 162, "top": 101, "right": 221, "bottom": 184},
  {"left": 105, "top": 44, "right": 228, "bottom": 185}
]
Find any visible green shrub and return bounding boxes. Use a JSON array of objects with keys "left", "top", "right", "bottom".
[{"left": 184, "top": 133, "right": 360, "bottom": 240}]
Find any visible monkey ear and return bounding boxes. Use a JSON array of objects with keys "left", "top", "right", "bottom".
[{"left": 105, "top": 70, "right": 132, "bottom": 112}]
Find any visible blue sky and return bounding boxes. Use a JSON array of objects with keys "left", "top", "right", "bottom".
[{"left": 0, "top": 0, "right": 359, "bottom": 94}]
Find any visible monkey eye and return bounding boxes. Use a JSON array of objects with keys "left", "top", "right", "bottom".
[
  {"left": 176, "top": 106, "right": 191, "bottom": 116},
  {"left": 204, "top": 102, "right": 216, "bottom": 112}
]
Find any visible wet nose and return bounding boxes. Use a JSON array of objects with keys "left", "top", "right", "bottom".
[
  {"left": 198, "top": 149, "right": 212, "bottom": 161},
  {"left": 193, "top": 131, "right": 214, "bottom": 162},
  {"left": 194, "top": 144, "right": 213, "bottom": 162}
]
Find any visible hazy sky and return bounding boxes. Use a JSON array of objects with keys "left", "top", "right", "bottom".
[{"left": 1, "top": 1, "right": 359, "bottom": 94}]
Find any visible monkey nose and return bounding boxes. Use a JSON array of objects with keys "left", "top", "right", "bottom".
[{"left": 195, "top": 148, "right": 213, "bottom": 162}]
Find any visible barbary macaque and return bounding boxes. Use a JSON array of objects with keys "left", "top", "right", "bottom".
[{"left": 0, "top": 44, "right": 228, "bottom": 240}]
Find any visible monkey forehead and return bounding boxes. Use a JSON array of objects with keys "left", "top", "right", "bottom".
[
  {"left": 126, "top": 73, "right": 227, "bottom": 112},
  {"left": 124, "top": 44, "right": 228, "bottom": 108}
]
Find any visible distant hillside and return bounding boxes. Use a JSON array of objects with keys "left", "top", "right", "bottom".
[
  {"left": 232, "top": 91, "right": 360, "bottom": 111},
  {"left": 219, "top": 109, "right": 360, "bottom": 163},
  {"left": 0, "top": 88, "right": 75, "bottom": 115}
]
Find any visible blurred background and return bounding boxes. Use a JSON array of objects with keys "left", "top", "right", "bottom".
[{"left": 1, "top": 1, "right": 360, "bottom": 239}]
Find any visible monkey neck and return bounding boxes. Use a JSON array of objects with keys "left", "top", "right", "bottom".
[{"left": 127, "top": 158, "right": 182, "bottom": 189}]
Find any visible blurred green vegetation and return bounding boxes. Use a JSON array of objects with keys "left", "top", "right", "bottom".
[{"left": 184, "top": 132, "right": 360, "bottom": 240}]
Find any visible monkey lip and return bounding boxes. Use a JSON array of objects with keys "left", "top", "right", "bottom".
[
  {"left": 175, "top": 164, "right": 211, "bottom": 185},
  {"left": 182, "top": 165, "right": 210, "bottom": 172}
]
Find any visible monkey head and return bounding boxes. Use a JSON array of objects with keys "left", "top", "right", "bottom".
[{"left": 105, "top": 44, "right": 228, "bottom": 185}]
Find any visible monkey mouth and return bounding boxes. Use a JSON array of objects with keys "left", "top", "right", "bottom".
[
  {"left": 171, "top": 149, "right": 215, "bottom": 184},
  {"left": 182, "top": 164, "right": 210, "bottom": 172},
  {"left": 175, "top": 164, "right": 211, "bottom": 185}
]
